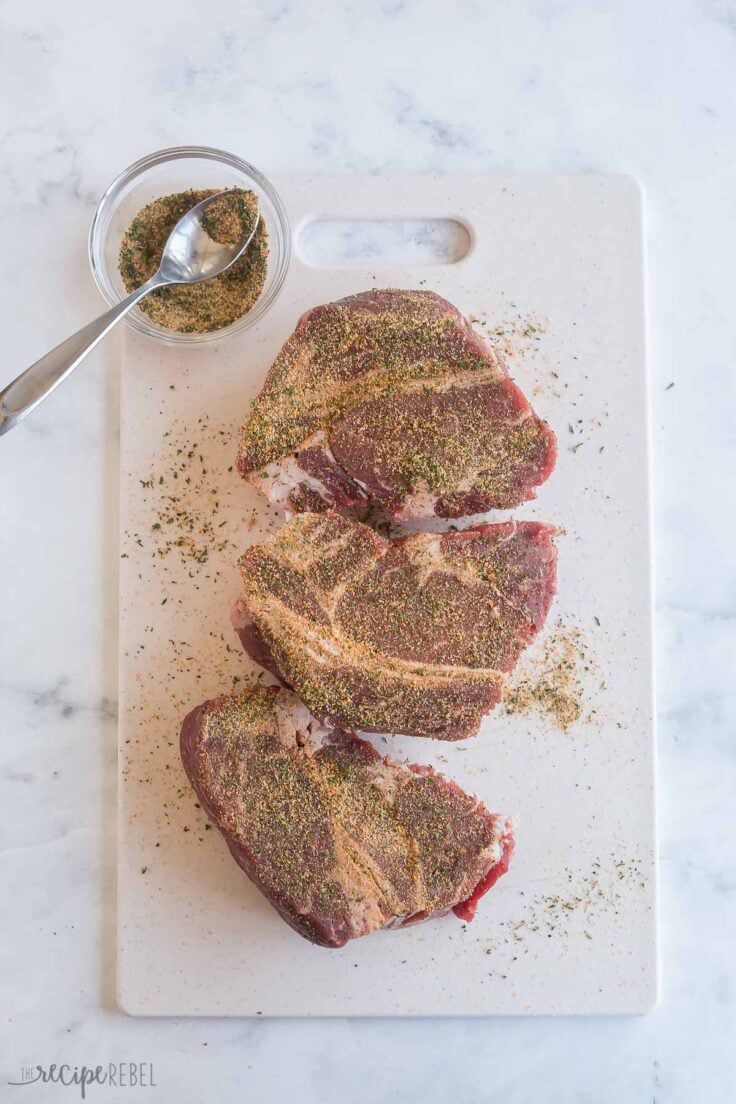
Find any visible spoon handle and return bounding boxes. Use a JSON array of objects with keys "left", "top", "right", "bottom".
[{"left": 0, "top": 276, "right": 162, "bottom": 437}]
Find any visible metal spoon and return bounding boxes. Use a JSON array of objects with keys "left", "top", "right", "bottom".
[{"left": 0, "top": 192, "right": 259, "bottom": 436}]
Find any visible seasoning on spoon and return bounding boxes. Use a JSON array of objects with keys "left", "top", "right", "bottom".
[{"left": 119, "top": 188, "right": 268, "bottom": 334}]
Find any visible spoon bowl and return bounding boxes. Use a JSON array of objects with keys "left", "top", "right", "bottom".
[{"left": 156, "top": 192, "right": 260, "bottom": 284}]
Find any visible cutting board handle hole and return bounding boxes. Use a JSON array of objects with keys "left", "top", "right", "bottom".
[{"left": 296, "top": 219, "right": 472, "bottom": 267}]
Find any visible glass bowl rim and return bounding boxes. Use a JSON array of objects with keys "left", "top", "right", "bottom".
[{"left": 88, "top": 144, "right": 291, "bottom": 346}]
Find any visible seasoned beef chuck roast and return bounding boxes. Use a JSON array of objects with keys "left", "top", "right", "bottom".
[
  {"left": 181, "top": 685, "right": 514, "bottom": 947},
  {"left": 237, "top": 289, "right": 556, "bottom": 520},
  {"left": 231, "top": 511, "right": 557, "bottom": 740}
]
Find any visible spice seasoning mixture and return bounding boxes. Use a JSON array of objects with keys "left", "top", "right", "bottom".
[
  {"left": 472, "top": 854, "right": 649, "bottom": 979},
  {"left": 119, "top": 188, "right": 268, "bottom": 334},
  {"left": 503, "top": 620, "right": 597, "bottom": 731}
]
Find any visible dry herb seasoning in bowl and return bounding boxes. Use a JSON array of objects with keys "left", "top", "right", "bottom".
[
  {"left": 119, "top": 188, "right": 268, "bottom": 334},
  {"left": 89, "top": 147, "right": 290, "bottom": 345}
]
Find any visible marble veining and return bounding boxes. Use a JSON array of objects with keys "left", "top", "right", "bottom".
[{"left": 0, "top": 0, "right": 735, "bottom": 1100}]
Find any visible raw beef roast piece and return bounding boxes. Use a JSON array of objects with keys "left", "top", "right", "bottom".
[
  {"left": 236, "top": 289, "right": 556, "bottom": 520},
  {"left": 231, "top": 511, "right": 557, "bottom": 740},
  {"left": 180, "top": 685, "right": 514, "bottom": 947}
]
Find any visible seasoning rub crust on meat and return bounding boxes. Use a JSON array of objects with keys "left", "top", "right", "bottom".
[
  {"left": 180, "top": 685, "right": 514, "bottom": 948},
  {"left": 231, "top": 511, "right": 557, "bottom": 740},
  {"left": 237, "top": 289, "right": 556, "bottom": 520}
]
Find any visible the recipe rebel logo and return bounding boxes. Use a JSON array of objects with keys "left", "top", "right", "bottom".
[{"left": 8, "top": 1063, "right": 156, "bottom": 1098}]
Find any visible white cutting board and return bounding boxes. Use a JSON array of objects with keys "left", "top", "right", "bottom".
[{"left": 118, "top": 175, "right": 656, "bottom": 1016}]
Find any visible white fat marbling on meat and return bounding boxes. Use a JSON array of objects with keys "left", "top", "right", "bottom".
[
  {"left": 344, "top": 895, "right": 389, "bottom": 938},
  {"left": 382, "top": 907, "right": 453, "bottom": 930},
  {"left": 393, "top": 488, "right": 440, "bottom": 520},
  {"left": 275, "top": 698, "right": 315, "bottom": 747},
  {"left": 402, "top": 534, "right": 445, "bottom": 587},
  {"left": 301, "top": 636, "right": 343, "bottom": 662},
  {"left": 275, "top": 695, "right": 333, "bottom": 752},
  {"left": 485, "top": 836, "right": 503, "bottom": 866},
  {"left": 366, "top": 761, "right": 402, "bottom": 802},
  {"left": 398, "top": 364, "right": 504, "bottom": 395},
  {"left": 479, "top": 814, "right": 514, "bottom": 870},
  {"left": 229, "top": 596, "right": 249, "bottom": 630},
  {"left": 252, "top": 455, "right": 333, "bottom": 508}
]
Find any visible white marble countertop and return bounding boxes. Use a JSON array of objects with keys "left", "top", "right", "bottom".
[{"left": 1, "top": 1, "right": 734, "bottom": 1101}]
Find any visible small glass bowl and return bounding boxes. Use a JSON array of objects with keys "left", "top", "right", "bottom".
[{"left": 88, "top": 146, "right": 291, "bottom": 345}]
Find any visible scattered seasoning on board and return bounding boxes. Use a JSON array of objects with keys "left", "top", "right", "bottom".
[
  {"left": 119, "top": 188, "right": 268, "bottom": 334},
  {"left": 503, "top": 620, "right": 599, "bottom": 732},
  {"left": 120, "top": 409, "right": 284, "bottom": 745},
  {"left": 471, "top": 855, "right": 648, "bottom": 974},
  {"left": 470, "top": 311, "right": 548, "bottom": 360},
  {"left": 126, "top": 414, "right": 237, "bottom": 572}
]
